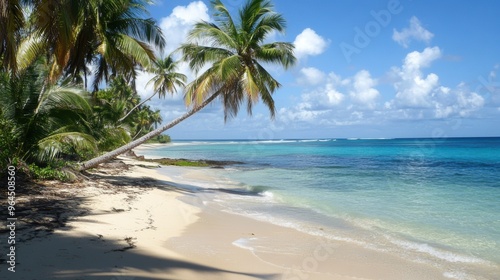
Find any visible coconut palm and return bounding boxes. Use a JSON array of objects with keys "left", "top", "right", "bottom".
[
  {"left": 150, "top": 110, "right": 162, "bottom": 130},
  {"left": 0, "top": 58, "right": 97, "bottom": 167},
  {"left": 79, "top": 0, "right": 295, "bottom": 171},
  {"left": 17, "top": 0, "right": 165, "bottom": 88},
  {"left": 0, "top": 0, "right": 24, "bottom": 72},
  {"left": 132, "top": 107, "right": 154, "bottom": 139},
  {"left": 118, "top": 55, "right": 186, "bottom": 122}
]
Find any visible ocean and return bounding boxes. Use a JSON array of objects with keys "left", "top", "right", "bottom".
[{"left": 136, "top": 137, "right": 500, "bottom": 279}]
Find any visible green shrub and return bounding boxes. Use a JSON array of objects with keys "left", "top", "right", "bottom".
[
  {"left": 146, "top": 134, "right": 171, "bottom": 144},
  {"left": 0, "top": 116, "right": 17, "bottom": 172},
  {"left": 28, "top": 164, "right": 70, "bottom": 181},
  {"left": 157, "top": 134, "right": 171, "bottom": 143}
]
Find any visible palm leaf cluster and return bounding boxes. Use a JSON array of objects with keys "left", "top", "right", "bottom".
[
  {"left": 181, "top": 0, "right": 295, "bottom": 120},
  {"left": 0, "top": 58, "right": 97, "bottom": 166},
  {"left": 2, "top": 0, "right": 165, "bottom": 90}
]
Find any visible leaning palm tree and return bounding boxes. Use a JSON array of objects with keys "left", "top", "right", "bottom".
[
  {"left": 118, "top": 55, "right": 186, "bottom": 122},
  {"left": 79, "top": 0, "right": 295, "bottom": 171}
]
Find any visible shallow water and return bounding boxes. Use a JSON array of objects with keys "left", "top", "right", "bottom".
[{"left": 137, "top": 137, "right": 500, "bottom": 279}]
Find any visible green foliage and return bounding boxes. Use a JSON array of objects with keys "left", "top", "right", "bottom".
[
  {"left": 0, "top": 114, "right": 17, "bottom": 171},
  {"left": 147, "top": 55, "right": 187, "bottom": 98},
  {"left": 146, "top": 134, "right": 171, "bottom": 144},
  {"left": 1, "top": 0, "right": 174, "bottom": 175},
  {"left": 3, "top": 0, "right": 165, "bottom": 88},
  {"left": 28, "top": 164, "right": 70, "bottom": 181},
  {"left": 179, "top": 0, "right": 296, "bottom": 121},
  {"left": 0, "top": 58, "right": 98, "bottom": 166},
  {"left": 96, "top": 127, "right": 132, "bottom": 152},
  {"left": 90, "top": 76, "right": 162, "bottom": 150},
  {"left": 157, "top": 134, "right": 171, "bottom": 143}
]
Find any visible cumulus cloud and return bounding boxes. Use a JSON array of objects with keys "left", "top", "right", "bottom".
[
  {"left": 393, "top": 16, "right": 434, "bottom": 48},
  {"left": 349, "top": 70, "right": 379, "bottom": 109},
  {"left": 433, "top": 83, "right": 485, "bottom": 118},
  {"left": 159, "top": 1, "right": 210, "bottom": 55},
  {"left": 306, "top": 73, "right": 347, "bottom": 107},
  {"left": 387, "top": 47, "right": 485, "bottom": 119},
  {"left": 391, "top": 46, "right": 442, "bottom": 108},
  {"left": 282, "top": 70, "right": 381, "bottom": 124},
  {"left": 298, "top": 67, "right": 326, "bottom": 85},
  {"left": 293, "top": 28, "right": 329, "bottom": 59}
]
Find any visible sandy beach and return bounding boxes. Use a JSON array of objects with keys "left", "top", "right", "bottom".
[{"left": 0, "top": 156, "right": 451, "bottom": 280}]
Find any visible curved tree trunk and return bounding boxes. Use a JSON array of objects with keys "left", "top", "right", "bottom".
[
  {"left": 79, "top": 92, "right": 220, "bottom": 171},
  {"left": 118, "top": 92, "right": 156, "bottom": 123}
]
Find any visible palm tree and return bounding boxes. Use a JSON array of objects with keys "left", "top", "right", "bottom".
[
  {"left": 151, "top": 110, "right": 162, "bottom": 129},
  {"left": 132, "top": 107, "right": 154, "bottom": 139},
  {"left": 79, "top": 0, "right": 296, "bottom": 171},
  {"left": 81, "top": 0, "right": 166, "bottom": 91},
  {"left": 0, "top": 58, "right": 97, "bottom": 167},
  {"left": 17, "top": 0, "right": 165, "bottom": 88},
  {"left": 118, "top": 55, "right": 186, "bottom": 122},
  {"left": 0, "top": 0, "right": 24, "bottom": 72}
]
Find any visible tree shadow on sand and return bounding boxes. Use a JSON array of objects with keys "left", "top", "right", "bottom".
[
  {"left": 0, "top": 229, "right": 279, "bottom": 280},
  {"left": 1, "top": 231, "right": 279, "bottom": 279}
]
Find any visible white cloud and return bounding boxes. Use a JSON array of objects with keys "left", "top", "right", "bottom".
[
  {"left": 303, "top": 73, "right": 347, "bottom": 108},
  {"left": 349, "top": 70, "right": 379, "bottom": 108},
  {"left": 159, "top": 1, "right": 210, "bottom": 55},
  {"left": 325, "top": 84, "right": 345, "bottom": 106},
  {"left": 279, "top": 44, "right": 486, "bottom": 131},
  {"left": 393, "top": 16, "right": 434, "bottom": 48},
  {"left": 298, "top": 67, "right": 326, "bottom": 85},
  {"left": 435, "top": 83, "right": 485, "bottom": 118},
  {"left": 135, "top": 71, "right": 155, "bottom": 99},
  {"left": 293, "top": 28, "right": 329, "bottom": 59},
  {"left": 391, "top": 47, "right": 442, "bottom": 108},
  {"left": 403, "top": 46, "right": 441, "bottom": 71},
  {"left": 282, "top": 70, "right": 380, "bottom": 124},
  {"left": 386, "top": 47, "right": 485, "bottom": 119}
]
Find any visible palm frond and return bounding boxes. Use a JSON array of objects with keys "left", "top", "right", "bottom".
[
  {"left": 256, "top": 42, "right": 296, "bottom": 69},
  {"left": 188, "top": 21, "right": 238, "bottom": 50},
  {"left": 0, "top": 0, "right": 25, "bottom": 71},
  {"left": 37, "top": 132, "right": 97, "bottom": 162},
  {"left": 37, "top": 85, "right": 91, "bottom": 116},
  {"left": 250, "top": 13, "right": 286, "bottom": 45},
  {"left": 180, "top": 44, "right": 234, "bottom": 72},
  {"left": 116, "top": 34, "right": 155, "bottom": 68},
  {"left": 16, "top": 33, "right": 47, "bottom": 73}
]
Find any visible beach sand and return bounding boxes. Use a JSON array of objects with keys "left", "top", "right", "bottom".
[{"left": 0, "top": 156, "right": 449, "bottom": 280}]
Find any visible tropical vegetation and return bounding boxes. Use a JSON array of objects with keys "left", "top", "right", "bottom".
[
  {"left": 80, "top": 0, "right": 296, "bottom": 170},
  {"left": 1, "top": 0, "right": 295, "bottom": 177}
]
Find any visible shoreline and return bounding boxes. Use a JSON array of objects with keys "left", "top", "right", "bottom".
[{"left": 0, "top": 156, "right": 491, "bottom": 279}]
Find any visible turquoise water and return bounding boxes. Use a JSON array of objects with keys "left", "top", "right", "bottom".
[{"left": 137, "top": 137, "right": 500, "bottom": 279}]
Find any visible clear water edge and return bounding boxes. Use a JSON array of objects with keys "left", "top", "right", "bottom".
[{"left": 136, "top": 138, "right": 500, "bottom": 279}]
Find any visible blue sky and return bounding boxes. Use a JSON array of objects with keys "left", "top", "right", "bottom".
[{"left": 138, "top": 0, "right": 500, "bottom": 140}]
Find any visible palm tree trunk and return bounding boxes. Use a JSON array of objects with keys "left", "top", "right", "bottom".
[
  {"left": 78, "top": 92, "right": 220, "bottom": 171},
  {"left": 132, "top": 127, "right": 143, "bottom": 140},
  {"left": 118, "top": 92, "right": 156, "bottom": 123}
]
